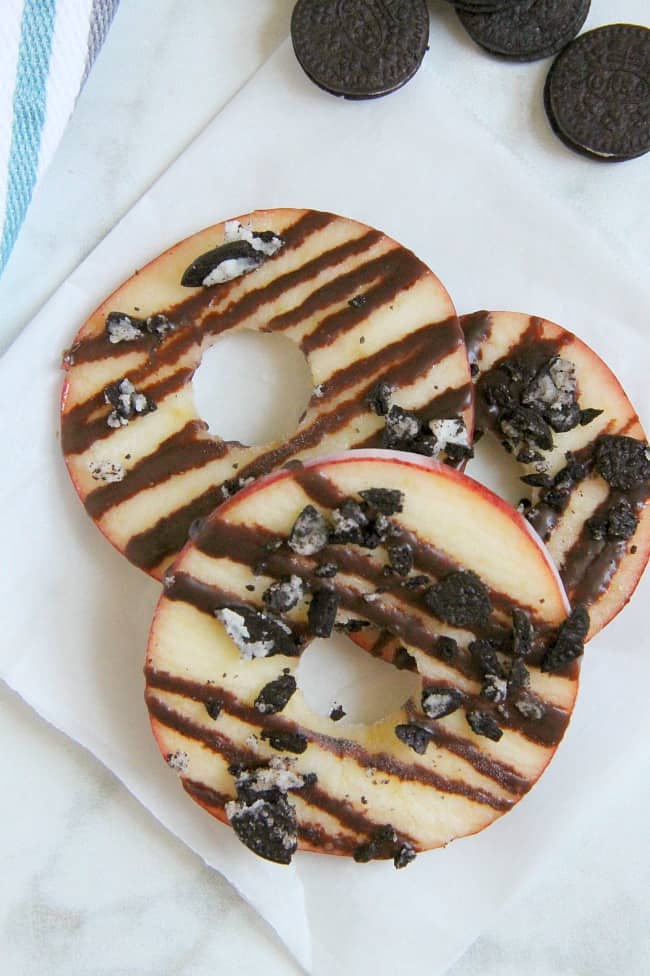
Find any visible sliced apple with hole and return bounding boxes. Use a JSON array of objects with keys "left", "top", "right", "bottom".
[
  {"left": 60, "top": 208, "right": 472, "bottom": 579},
  {"left": 462, "top": 310, "right": 650, "bottom": 640},
  {"left": 145, "top": 450, "right": 579, "bottom": 867}
]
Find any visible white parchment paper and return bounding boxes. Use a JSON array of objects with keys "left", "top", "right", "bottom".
[{"left": 1, "top": 36, "right": 648, "bottom": 976}]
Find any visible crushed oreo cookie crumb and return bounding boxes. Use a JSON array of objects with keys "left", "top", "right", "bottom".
[
  {"left": 260, "top": 729, "right": 308, "bottom": 754},
  {"left": 288, "top": 505, "right": 329, "bottom": 555},
  {"left": 541, "top": 605, "right": 589, "bottom": 672},
  {"left": 262, "top": 575, "right": 306, "bottom": 613},
  {"left": 425, "top": 571, "right": 492, "bottom": 628},
  {"left": 329, "top": 704, "right": 346, "bottom": 722},
  {"left": 421, "top": 686, "right": 463, "bottom": 719},
  {"left": 400, "top": 574, "right": 430, "bottom": 591},
  {"left": 87, "top": 459, "right": 125, "bottom": 483},
  {"left": 511, "top": 608, "right": 532, "bottom": 658},
  {"left": 166, "top": 750, "right": 189, "bottom": 773},
  {"left": 359, "top": 487, "right": 404, "bottom": 515},
  {"left": 587, "top": 498, "right": 638, "bottom": 542},
  {"left": 353, "top": 825, "right": 415, "bottom": 869},
  {"left": 466, "top": 710, "right": 503, "bottom": 742},
  {"left": 182, "top": 223, "right": 284, "bottom": 288},
  {"left": 393, "top": 646, "right": 416, "bottom": 670},
  {"left": 254, "top": 674, "right": 297, "bottom": 715},
  {"left": 315, "top": 562, "right": 338, "bottom": 578},
  {"left": 383, "top": 405, "right": 421, "bottom": 447},
  {"left": 226, "top": 794, "right": 297, "bottom": 865},
  {"left": 349, "top": 294, "right": 367, "bottom": 308},
  {"left": 367, "top": 381, "right": 393, "bottom": 417},
  {"left": 336, "top": 618, "right": 370, "bottom": 634},
  {"left": 387, "top": 542, "right": 414, "bottom": 577},
  {"left": 470, "top": 639, "right": 503, "bottom": 677},
  {"left": 104, "top": 377, "right": 156, "bottom": 428},
  {"left": 395, "top": 723, "right": 432, "bottom": 755},
  {"left": 216, "top": 606, "right": 298, "bottom": 659},
  {"left": 205, "top": 698, "right": 223, "bottom": 720},
  {"left": 481, "top": 673, "right": 508, "bottom": 704},
  {"left": 330, "top": 499, "right": 368, "bottom": 544},
  {"left": 507, "top": 658, "right": 530, "bottom": 695},
  {"left": 514, "top": 694, "right": 546, "bottom": 721},
  {"left": 579, "top": 408, "right": 603, "bottom": 426},
  {"left": 308, "top": 588, "right": 339, "bottom": 638},
  {"left": 595, "top": 435, "right": 650, "bottom": 491}
]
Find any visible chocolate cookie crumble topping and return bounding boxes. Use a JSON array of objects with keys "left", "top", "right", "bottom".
[
  {"left": 254, "top": 673, "right": 297, "bottom": 715},
  {"left": 425, "top": 571, "right": 492, "bottom": 627},
  {"left": 541, "top": 605, "right": 589, "bottom": 672}
]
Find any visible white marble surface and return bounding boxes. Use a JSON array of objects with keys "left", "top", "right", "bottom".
[{"left": 1, "top": 1, "right": 649, "bottom": 973}]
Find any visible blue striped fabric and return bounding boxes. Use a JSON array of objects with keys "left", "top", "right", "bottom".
[{"left": 0, "top": 0, "right": 120, "bottom": 276}]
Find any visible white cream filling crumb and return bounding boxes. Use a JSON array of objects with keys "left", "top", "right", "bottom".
[
  {"left": 87, "top": 459, "right": 125, "bottom": 483},
  {"left": 202, "top": 256, "right": 260, "bottom": 286},
  {"left": 224, "top": 220, "right": 284, "bottom": 256},
  {"left": 428, "top": 417, "right": 469, "bottom": 454},
  {"left": 107, "top": 315, "right": 142, "bottom": 343},
  {"left": 215, "top": 608, "right": 275, "bottom": 659},
  {"left": 166, "top": 750, "right": 189, "bottom": 773}
]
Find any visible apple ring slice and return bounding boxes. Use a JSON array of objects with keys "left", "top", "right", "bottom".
[
  {"left": 462, "top": 311, "right": 650, "bottom": 640},
  {"left": 60, "top": 208, "right": 472, "bottom": 579},
  {"left": 145, "top": 451, "right": 578, "bottom": 866}
]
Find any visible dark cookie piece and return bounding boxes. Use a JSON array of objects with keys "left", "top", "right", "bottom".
[
  {"left": 262, "top": 575, "right": 306, "bottom": 613},
  {"left": 541, "top": 605, "right": 589, "bottom": 672},
  {"left": 395, "top": 723, "right": 432, "bottom": 755},
  {"left": 425, "top": 571, "right": 493, "bottom": 628},
  {"left": 329, "top": 704, "right": 346, "bottom": 721},
  {"left": 291, "top": 0, "right": 429, "bottom": 100},
  {"left": 359, "top": 487, "right": 404, "bottom": 515},
  {"left": 434, "top": 635, "right": 458, "bottom": 662},
  {"left": 481, "top": 673, "right": 508, "bottom": 703},
  {"left": 466, "top": 709, "right": 503, "bottom": 742},
  {"left": 353, "top": 824, "right": 416, "bottom": 869},
  {"left": 507, "top": 658, "right": 531, "bottom": 694},
  {"left": 181, "top": 230, "right": 284, "bottom": 287},
  {"left": 288, "top": 504, "right": 329, "bottom": 555},
  {"left": 261, "top": 729, "right": 309, "bottom": 754},
  {"left": 254, "top": 674, "right": 298, "bottom": 715},
  {"left": 587, "top": 498, "right": 639, "bottom": 542},
  {"left": 421, "top": 686, "right": 463, "bottom": 719},
  {"left": 103, "top": 377, "right": 157, "bottom": 428},
  {"left": 457, "top": 0, "right": 590, "bottom": 63},
  {"left": 330, "top": 499, "right": 369, "bottom": 544},
  {"left": 205, "top": 698, "right": 223, "bottom": 720},
  {"left": 308, "top": 588, "right": 340, "bottom": 637},
  {"left": 315, "top": 562, "right": 338, "bottom": 578},
  {"left": 387, "top": 542, "right": 414, "bottom": 577},
  {"left": 469, "top": 638, "right": 503, "bottom": 677},
  {"left": 367, "top": 380, "right": 393, "bottom": 416},
  {"left": 227, "top": 794, "right": 297, "bottom": 865},
  {"left": 499, "top": 406, "right": 554, "bottom": 451},
  {"left": 216, "top": 606, "right": 300, "bottom": 659},
  {"left": 514, "top": 693, "right": 546, "bottom": 721},
  {"left": 579, "top": 408, "right": 603, "bottom": 426},
  {"left": 383, "top": 404, "right": 422, "bottom": 448},
  {"left": 545, "top": 25, "right": 650, "bottom": 161},
  {"left": 511, "top": 608, "right": 532, "bottom": 658},
  {"left": 393, "top": 646, "right": 417, "bottom": 670},
  {"left": 595, "top": 435, "right": 650, "bottom": 491}
]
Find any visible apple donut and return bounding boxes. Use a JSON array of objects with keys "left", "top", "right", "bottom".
[
  {"left": 461, "top": 311, "right": 650, "bottom": 639},
  {"left": 145, "top": 452, "right": 580, "bottom": 866},
  {"left": 60, "top": 209, "right": 472, "bottom": 578}
]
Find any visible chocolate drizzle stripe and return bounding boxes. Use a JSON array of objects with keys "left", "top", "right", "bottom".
[
  {"left": 146, "top": 671, "right": 513, "bottom": 811},
  {"left": 61, "top": 367, "right": 193, "bottom": 456},
  {"left": 461, "top": 310, "right": 493, "bottom": 363},
  {"left": 299, "top": 250, "right": 428, "bottom": 355},
  {"left": 84, "top": 420, "right": 226, "bottom": 519},
  {"left": 559, "top": 483, "right": 649, "bottom": 605}
]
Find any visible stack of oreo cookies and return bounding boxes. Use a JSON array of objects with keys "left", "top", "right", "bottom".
[{"left": 290, "top": 0, "right": 650, "bottom": 162}]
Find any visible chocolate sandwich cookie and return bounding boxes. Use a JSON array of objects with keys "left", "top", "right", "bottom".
[
  {"left": 290, "top": 0, "right": 429, "bottom": 99},
  {"left": 457, "top": 0, "right": 591, "bottom": 63},
  {"left": 544, "top": 24, "right": 650, "bottom": 161}
]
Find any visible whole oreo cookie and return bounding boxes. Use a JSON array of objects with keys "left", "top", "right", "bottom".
[
  {"left": 544, "top": 24, "right": 650, "bottom": 161},
  {"left": 457, "top": 0, "right": 591, "bottom": 63},
  {"left": 291, "top": 0, "right": 429, "bottom": 99}
]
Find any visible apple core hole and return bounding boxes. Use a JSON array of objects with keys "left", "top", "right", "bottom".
[
  {"left": 466, "top": 432, "right": 529, "bottom": 508},
  {"left": 296, "top": 632, "right": 421, "bottom": 725},
  {"left": 193, "top": 330, "right": 314, "bottom": 446}
]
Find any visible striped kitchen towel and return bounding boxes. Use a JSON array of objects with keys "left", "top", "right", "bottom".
[{"left": 0, "top": 0, "right": 120, "bottom": 276}]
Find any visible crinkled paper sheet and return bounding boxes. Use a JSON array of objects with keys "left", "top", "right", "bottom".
[{"left": 1, "top": 37, "right": 648, "bottom": 976}]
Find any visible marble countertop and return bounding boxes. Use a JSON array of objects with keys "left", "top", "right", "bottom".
[{"left": 2, "top": 2, "right": 649, "bottom": 973}]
